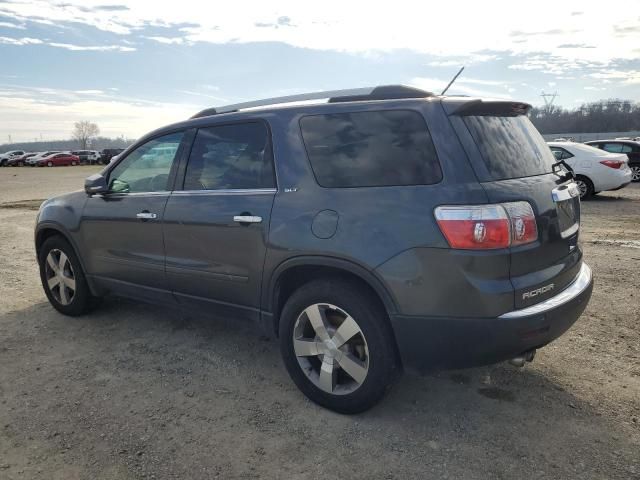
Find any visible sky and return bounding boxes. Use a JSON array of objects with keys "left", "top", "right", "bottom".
[{"left": 1, "top": 0, "right": 639, "bottom": 142}]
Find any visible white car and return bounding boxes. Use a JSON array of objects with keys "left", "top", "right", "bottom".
[
  {"left": 548, "top": 142, "right": 632, "bottom": 199},
  {"left": 0, "top": 150, "right": 25, "bottom": 166}
]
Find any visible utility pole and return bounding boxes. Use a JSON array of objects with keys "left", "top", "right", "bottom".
[{"left": 541, "top": 91, "right": 558, "bottom": 115}]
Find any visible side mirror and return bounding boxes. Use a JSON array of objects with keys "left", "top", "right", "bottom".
[{"left": 85, "top": 173, "right": 108, "bottom": 195}]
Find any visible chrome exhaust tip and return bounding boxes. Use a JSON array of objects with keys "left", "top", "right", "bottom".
[{"left": 508, "top": 349, "right": 536, "bottom": 368}]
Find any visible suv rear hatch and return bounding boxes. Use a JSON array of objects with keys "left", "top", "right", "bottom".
[{"left": 445, "top": 99, "right": 582, "bottom": 310}]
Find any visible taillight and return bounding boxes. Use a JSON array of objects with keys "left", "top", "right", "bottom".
[
  {"left": 599, "top": 159, "right": 624, "bottom": 169},
  {"left": 434, "top": 202, "right": 538, "bottom": 250},
  {"left": 502, "top": 201, "right": 538, "bottom": 246}
]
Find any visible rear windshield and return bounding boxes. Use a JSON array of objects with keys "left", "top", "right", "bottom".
[
  {"left": 300, "top": 110, "right": 442, "bottom": 188},
  {"left": 463, "top": 115, "right": 556, "bottom": 180}
]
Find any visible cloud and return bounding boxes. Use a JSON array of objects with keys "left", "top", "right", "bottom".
[
  {"left": 510, "top": 29, "right": 568, "bottom": 37},
  {"left": 144, "top": 35, "right": 188, "bottom": 45},
  {"left": 615, "top": 25, "right": 640, "bottom": 35},
  {"left": 93, "top": 4, "right": 130, "bottom": 11},
  {"left": 0, "top": 36, "right": 42, "bottom": 45},
  {"left": 255, "top": 16, "right": 296, "bottom": 28},
  {"left": 557, "top": 43, "right": 596, "bottom": 49},
  {"left": 47, "top": 41, "right": 135, "bottom": 51},
  {"left": 588, "top": 69, "right": 640, "bottom": 84},
  {"left": 0, "top": 85, "right": 198, "bottom": 140},
  {"left": 0, "top": 0, "right": 637, "bottom": 64},
  {"left": 410, "top": 76, "right": 513, "bottom": 99},
  {"left": 0, "top": 21, "right": 25, "bottom": 29}
]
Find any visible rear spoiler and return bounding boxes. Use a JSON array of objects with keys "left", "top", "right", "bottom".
[{"left": 448, "top": 100, "right": 531, "bottom": 116}]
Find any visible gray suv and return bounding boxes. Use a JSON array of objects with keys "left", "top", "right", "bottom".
[{"left": 35, "top": 85, "right": 593, "bottom": 413}]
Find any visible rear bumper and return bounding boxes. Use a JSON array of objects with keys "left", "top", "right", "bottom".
[{"left": 390, "top": 263, "right": 593, "bottom": 372}]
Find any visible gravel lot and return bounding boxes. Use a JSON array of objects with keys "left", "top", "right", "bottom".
[{"left": 0, "top": 166, "right": 638, "bottom": 479}]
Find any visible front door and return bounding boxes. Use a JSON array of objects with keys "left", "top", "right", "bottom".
[
  {"left": 80, "top": 130, "right": 187, "bottom": 302},
  {"left": 163, "top": 122, "right": 277, "bottom": 320}
]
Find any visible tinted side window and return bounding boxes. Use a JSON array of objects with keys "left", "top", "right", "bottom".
[
  {"left": 108, "top": 131, "right": 184, "bottom": 193},
  {"left": 603, "top": 143, "right": 623, "bottom": 153},
  {"left": 183, "top": 122, "right": 275, "bottom": 190},
  {"left": 300, "top": 110, "right": 442, "bottom": 188}
]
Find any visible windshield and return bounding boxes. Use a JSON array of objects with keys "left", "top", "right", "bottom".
[{"left": 463, "top": 115, "right": 557, "bottom": 180}]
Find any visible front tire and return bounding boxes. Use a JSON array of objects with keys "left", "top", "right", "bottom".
[
  {"left": 279, "top": 279, "right": 400, "bottom": 414},
  {"left": 38, "top": 235, "right": 99, "bottom": 316},
  {"left": 47, "top": 161, "right": 53, "bottom": 167}
]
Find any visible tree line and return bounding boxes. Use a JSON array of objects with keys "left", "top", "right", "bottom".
[
  {"left": 1, "top": 121, "right": 134, "bottom": 152},
  {"left": 529, "top": 99, "right": 640, "bottom": 134}
]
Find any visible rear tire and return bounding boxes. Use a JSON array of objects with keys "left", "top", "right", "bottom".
[
  {"left": 279, "top": 279, "right": 400, "bottom": 414},
  {"left": 575, "top": 175, "right": 594, "bottom": 199},
  {"left": 631, "top": 164, "right": 640, "bottom": 182},
  {"left": 38, "top": 235, "right": 100, "bottom": 316},
  {"left": 47, "top": 161, "right": 53, "bottom": 167}
]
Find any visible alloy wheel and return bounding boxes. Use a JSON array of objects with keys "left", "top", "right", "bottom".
[
  {"left": 45, "top": 249, "right": 76, "bottom": 306},
  {"left": 292, "top": 303, "right": 369, "bottom": 395},
  {"left": 576, "top": 179, "right": 588, "bottom": 199},
  {"left": 632, "top": 165, "right": 640, "bottom": 182}
]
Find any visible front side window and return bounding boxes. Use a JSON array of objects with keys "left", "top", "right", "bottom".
[
  {"left": 183, "top": 122, "right": 275, "bottom": 190},
  {"left": 108, "top": 131, "right": 184, "bottom": 193},
  {"left": 300, "top": 110, "right": 442, "bottom": 188}
]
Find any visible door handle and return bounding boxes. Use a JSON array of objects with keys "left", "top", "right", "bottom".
[
  {"left": 136, "top": 211, "right": 158, "bottom": 220},
  {"left": 233, "top": 215, "right": 262, "bottom": 224}
]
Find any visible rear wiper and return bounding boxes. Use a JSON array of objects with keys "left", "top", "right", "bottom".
[{"left": 552, "top": 159, "right": 574, "bottom": 180}]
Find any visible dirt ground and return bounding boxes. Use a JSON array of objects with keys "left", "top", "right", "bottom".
[{"left": 0, "top": 166, "right": 638, "bottom": 479}]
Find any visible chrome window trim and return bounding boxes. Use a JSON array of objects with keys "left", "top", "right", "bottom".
[
  {"left": 499, "top": 263, "right": 592, "bottom": 319},
  {"left": 102, "top": 191, "right": 171, "bottom": 198},
  {"left": 171, "top": 188, "right": 277, "bottom": 196}
]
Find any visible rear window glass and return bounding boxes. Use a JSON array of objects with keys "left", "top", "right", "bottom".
[
  {"left": 300, "top": 110, "right": 442, "bottom": 188},
  {"left": 463, "top": 115, "right": 556, "bottom": 180}
]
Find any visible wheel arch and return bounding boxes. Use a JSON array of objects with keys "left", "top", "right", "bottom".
[
  {"left": 265, "top": 256, "right": 399, "bottom": 337},
  {"left": 35, "top": 223, "right": 98, "bottom": 295}
]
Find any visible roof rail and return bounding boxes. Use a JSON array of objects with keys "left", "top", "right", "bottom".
[{"left": 190, "top": 84, "right": 433, "bottom": 119}]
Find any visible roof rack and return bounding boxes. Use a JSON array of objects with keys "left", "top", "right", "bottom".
[{"left": 190, "top": 85, "right": 433, "bottom": 119}]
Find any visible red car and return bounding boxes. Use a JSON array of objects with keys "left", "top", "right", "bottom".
[{"left": 37, "top": 153, "right": 80, "bottom": 167}]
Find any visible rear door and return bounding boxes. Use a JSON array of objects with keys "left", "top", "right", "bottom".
[
  {"left": 163, "top": 121, "right": 277, "bottom": 320},
  {"left": 447, "top": 102, "right": 581, "bottom": 309}
]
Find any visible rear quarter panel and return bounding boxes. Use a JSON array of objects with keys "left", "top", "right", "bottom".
[{"left": 261, "top": 101, "right": 511, "bottom": 316}]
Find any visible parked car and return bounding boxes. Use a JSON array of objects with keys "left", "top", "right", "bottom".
[
  {"left": 7, "top": 152, "right": 37, "bottom": 166},
  {"left": 35, "top": 85, "right": 593, "bottom": 413},
  {"left": 548, "top": 142, "right": 632, "bottom": 198},
  {"left": 27, "top": 151, "right": 60, "bottom": 166},
  {"left": 584, "top": 139, "right": 640, "bottom": 182},
  {"left": 0, "top": 150, "right": 25, "bottom": 166},
  {"left": 36, "top": 152, "right": 80, "bottom": 167},
  {"left": 99, "top": 148, "right": 124, "bottom": 164},
  {"left": 71, "top": 150, "right": 101, "bottom": 164}
]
